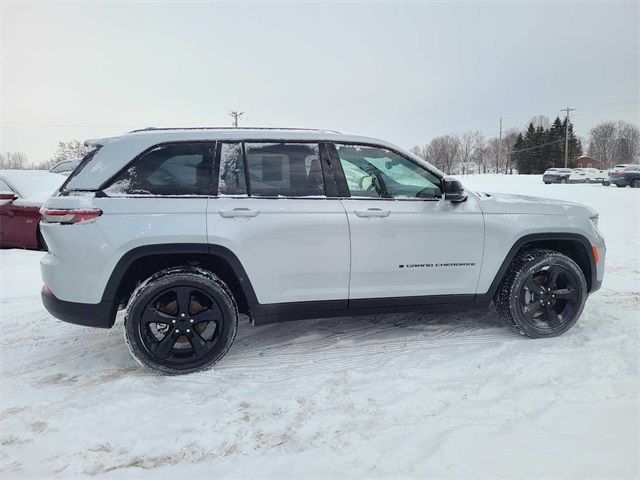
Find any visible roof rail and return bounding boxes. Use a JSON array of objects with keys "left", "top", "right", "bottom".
[{"left": 128, "top": 126, "right": 342, "bottom": 134}]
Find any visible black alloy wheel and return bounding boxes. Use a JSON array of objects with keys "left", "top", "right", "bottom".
[
  {"left": 494, "top": 249, "right": 587, "bottom": 338},
  {"left": 518, "top": 264, "right": 581, "bottom": 333},
  {"left": 125, "top": 267, "right": 238, "bottom": 374}
]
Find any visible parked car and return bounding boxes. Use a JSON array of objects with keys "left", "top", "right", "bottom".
[
  {"left": 610, "top": 164, "right": 640, "bottom": 188},
  {"left": 0, "top": 170, "right": 66, "bottom": 250},
  {"left": 49, "top": 158, "right": 81, "bottom": 176},
  {"left": 40, "top": 127, "right": 605, "bottom": 374},
  {"left": 604, "top": 163, "right": 637, "bottom": 187},
  {"left": 542, "top": 168, "right": 572, "bottom": 184},
  {"left": 568, "top": 168, "right": 608, "bottom": 184}
]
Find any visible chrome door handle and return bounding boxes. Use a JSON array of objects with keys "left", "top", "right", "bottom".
[
  {"left": 354, "top": 208, "right": 390, "bottom": 218},
  {"left": 218, "top": 208, "right": 260, "bottom": 218}
]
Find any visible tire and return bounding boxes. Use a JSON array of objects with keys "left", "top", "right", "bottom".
[
  {"left": 616, "top": 184, "right": 625, "bottom": 188},
  {"left": 602, "top": 181, "right": 610, "bottom": 186},
  {"left": 632, "top": 179, "right": 640, "bottom": 188},
  {"left": 124, "top": 266, "right": 238, "bottom": 374},
  {"left": 584, "top": 178, "right": 590, "bottom": 184},
  {"left": 559, "top": 178, "right": 567, "bottom": 184},
  {"left": 544, "top": 182, "right": 550, "bottom": 185},
  {"left": 494, "top": 249, "right": 587, "bottom": 338}
]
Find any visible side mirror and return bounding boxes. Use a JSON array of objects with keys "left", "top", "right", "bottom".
[
  {"left": 443, "top": 178, "right": 467, "bottom": 203},
  {"left": 0, "top": 191, "right": 17, "bottom": 201}
]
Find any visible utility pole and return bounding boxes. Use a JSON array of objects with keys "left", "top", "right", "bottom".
[
  {"left": 562, "top": 106, "right": 575, "bottom": 168},
  {"left": 229, "top": 110, "right": 244, "bottom": 128},
  {"left": 497, "top": 116, "right": 503, "bottom": 174}
]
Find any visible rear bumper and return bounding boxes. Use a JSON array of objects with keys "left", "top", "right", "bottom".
[{"left": 41, "top": 288, "right": 116, "bottom": 328}]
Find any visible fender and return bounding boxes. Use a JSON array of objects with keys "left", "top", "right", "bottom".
[
  {"left": 475, "top": 232, "right": 598, "bottom": 304},
  {"left": 101, "top": 243, "right": 259, "bottom": 306}
]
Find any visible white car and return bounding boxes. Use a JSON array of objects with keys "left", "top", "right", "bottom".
[
  {"left": 39, "top": 127, "right": 606, "bottom": 374},
  {"left": 568, "top": 168, "right": 608, "bottom": 184}
]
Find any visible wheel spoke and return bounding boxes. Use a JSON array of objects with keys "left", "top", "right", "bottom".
[
  {"left": 524, "top": 277, "right": 544, "bottom": 295},
  {"left": 142, "top": 307, "right": 174, "bottom": 325},
  {"left": 176, "top": 287, "right": 192, "bottom": 315},
  {"left": 186, "top": 330, "right": 209, "bottom": 358},
  {"left": 192, "top": 307, "right": 219, "bottom": 324},
  {"left": 523, "top": 299, "right": 543, "bottom": 321},
  {"left": 545, "top": 266, "right": 561, "bottom": 288},
  {"left": 154, "top": 331, "right": 178, "bottom": 358},
  {"left": 552, "top": 288, "right": 578, "bottom": 302},
  {"left": 545, "top": 305, "right": 562, "bottom": 328}
]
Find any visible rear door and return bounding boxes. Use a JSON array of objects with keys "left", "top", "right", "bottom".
[
  {"left": 207, "top": 141, "right": 350, "bottom": 306},
  {"left": 329, "top": 143, "right": 484, "bottom": 302}
]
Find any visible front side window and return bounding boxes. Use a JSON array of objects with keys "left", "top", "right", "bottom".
[
  {"left": 106, "top": 143, "right": 213, "bottom": 196},
  {"left": 335, "top": 144, "right": 441, "bottom": 199}
]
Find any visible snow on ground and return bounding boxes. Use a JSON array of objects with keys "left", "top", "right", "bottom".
[{"left": 0, "top": 175, "right": 638, "bottom": 478}]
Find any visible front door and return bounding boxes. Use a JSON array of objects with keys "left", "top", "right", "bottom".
[{"left": 329, "top": 143, "right": 484, "bottom": 302}]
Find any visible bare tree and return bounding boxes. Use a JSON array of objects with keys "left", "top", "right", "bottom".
[
  {"left": 51, "top": 140, "right": 90, "bottom": 165},
  {"left": 588, "top": 121, "right": 619, "bottom": 168},
  {"left": 615, "top": 121, "right": 640, "bottom": 163},
  {"left": 528, "top": 115, "right": 551, "bottom": 130},
  {"left": 457, "top": 130, "right": 481, "bottom": 174},
  {"left": 502, "top": 129, "right": 520, "bottom": 174},
  {"left": 472, "top": 136, "right": 489, "bottom": 173},
  {"left": 0, "top": 151, "right": 28, "bottom": 169},
  {"left": 426, "top": 135, "right": 459, "bottom": 174}
]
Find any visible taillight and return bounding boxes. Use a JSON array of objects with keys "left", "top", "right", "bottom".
[{"left": 40, "top": 208, "right": 102, "bottom": 224}]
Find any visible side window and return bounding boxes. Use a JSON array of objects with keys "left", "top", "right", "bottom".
[
  {"left": 245, "top": 143, "right": 324, "bottom": 197},
  {"left": 106, "top": 143, "right": 213, "bottom": 196},
  {"left": 335, "top": 144, "right": 441, "bottom": 199},
  {"left": 218, "top": 143, "right": 247, "bottom": 195}
]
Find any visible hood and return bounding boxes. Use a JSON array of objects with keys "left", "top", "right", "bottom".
[{"left": 476, "top": 192, "right": 597, "bottom": 217}]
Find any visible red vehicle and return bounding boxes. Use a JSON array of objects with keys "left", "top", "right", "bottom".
[{"left": 0, "top": 170, "right": 65, "bottom": 250}]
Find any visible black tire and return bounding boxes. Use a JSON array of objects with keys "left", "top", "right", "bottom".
[
  {"left": 560, "top": 178, "right": 567, "bottom": 184},
  {"left": 602, "top": 180, "right": 610, "bottom": 186},
  {"left": 616, "top": 184, "right": 625, "bottom": 188},
  {"left": 544, "top": 182, "right": 550, "bottom": 185},
  {"left": 584, "top": 178, "right": 591, "bottom": 184},
  {"left": 631, "top": 179, "right": 640, "bottom": 188},
  {"left": 124, "top": 266, "right": 238, "bottom": 374},
  {"left": 494, "top": 249, "right": 587, "bottom": 338}
]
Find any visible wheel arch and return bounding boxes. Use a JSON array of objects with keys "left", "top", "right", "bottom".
[
  {"left": 477, "top": 233, "right": 597, "bottom": 303},
  {"left": 103, "top": 243, "right": 258, "bottom": 322}
]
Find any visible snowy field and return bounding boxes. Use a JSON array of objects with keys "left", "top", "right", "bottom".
[{"left": 1, "top": 175, "right": 638, "bottom": 479}]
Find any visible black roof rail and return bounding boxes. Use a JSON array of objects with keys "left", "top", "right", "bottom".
[{"left": 128, "top": 126, "right": 342, "bottom": 134}]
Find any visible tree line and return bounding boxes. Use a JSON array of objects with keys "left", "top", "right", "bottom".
[
  {"left": 412, "top": 118, "right": 639, "bottom": 175},
  {"left": 0, "top": 140, "right": 89, "bottom": 170}
]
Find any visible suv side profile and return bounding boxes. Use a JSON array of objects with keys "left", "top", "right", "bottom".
[{"left": 40, "top": 128, "right": 605, "bottom": 374}]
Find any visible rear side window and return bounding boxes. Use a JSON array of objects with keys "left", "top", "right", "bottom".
[
  {"left": 105, "top": 143, "right": 213, "bottom": 196},
  {"left": 217, "top": 142, "right": 324, "bottom": 197}
]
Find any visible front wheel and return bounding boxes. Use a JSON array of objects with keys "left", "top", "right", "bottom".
[
  {"left": 584, "top": 178, "right": 591, "bottom": 184},
  {"left": 602, "top": 180, "right": 610, "bottom": 186},
  {"left": 124, "top": 267, "right": 238, "bottom": 374},
  {"left": 632, "top": 179, "right": 640, "bottom": 188},
  {"left": 559, "top": 178, "right": 567, "bottom": 184},
  {"left": 494, "top": 249, "right": 587, "bottom": 338}
]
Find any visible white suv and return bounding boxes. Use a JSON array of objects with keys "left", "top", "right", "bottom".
[{"left": 40, "top": 128, "right": 606, "bottom": 374}]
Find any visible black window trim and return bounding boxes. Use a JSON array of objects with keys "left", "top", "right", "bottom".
[
  {"left": 327, "top": 141, "right": 445, "bottom": 202},
  {"left": 98, "top": 140, "right": 217, "bottom": 198},
  {"left": 213, "top": 139, "right": 335, "bottom": 200}
]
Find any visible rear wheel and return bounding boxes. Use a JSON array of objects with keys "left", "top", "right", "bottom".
[
  {"left": 584, "top": 178, "right": 591, "bottom": 184},
  {"left": 631, "top": 179, "right": 640, "bottom": 188},
  {"left": 559, "top": 178, "right": 567, "bottom": 184},
  {"left": 124, "top": 267, "right": 238, "bottom": 374},
  {"left": 494, "top": 249, "right": 587, "bottom": 338}
]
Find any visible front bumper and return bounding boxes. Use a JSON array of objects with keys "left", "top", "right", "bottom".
[{"left": 42, "top": 288, "right": 116, "bottom": 328}]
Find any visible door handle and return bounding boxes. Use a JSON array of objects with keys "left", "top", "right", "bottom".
[
  {"left": 354, "top": 208, "right": 390, "bottom": 218},
  {"left": 218, "top": 208, "right": 260, "bottom": 218}
]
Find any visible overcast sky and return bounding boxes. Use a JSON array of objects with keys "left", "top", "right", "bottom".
[{"left": 1, "top": 1, "right": 638, "bottom": 164}]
